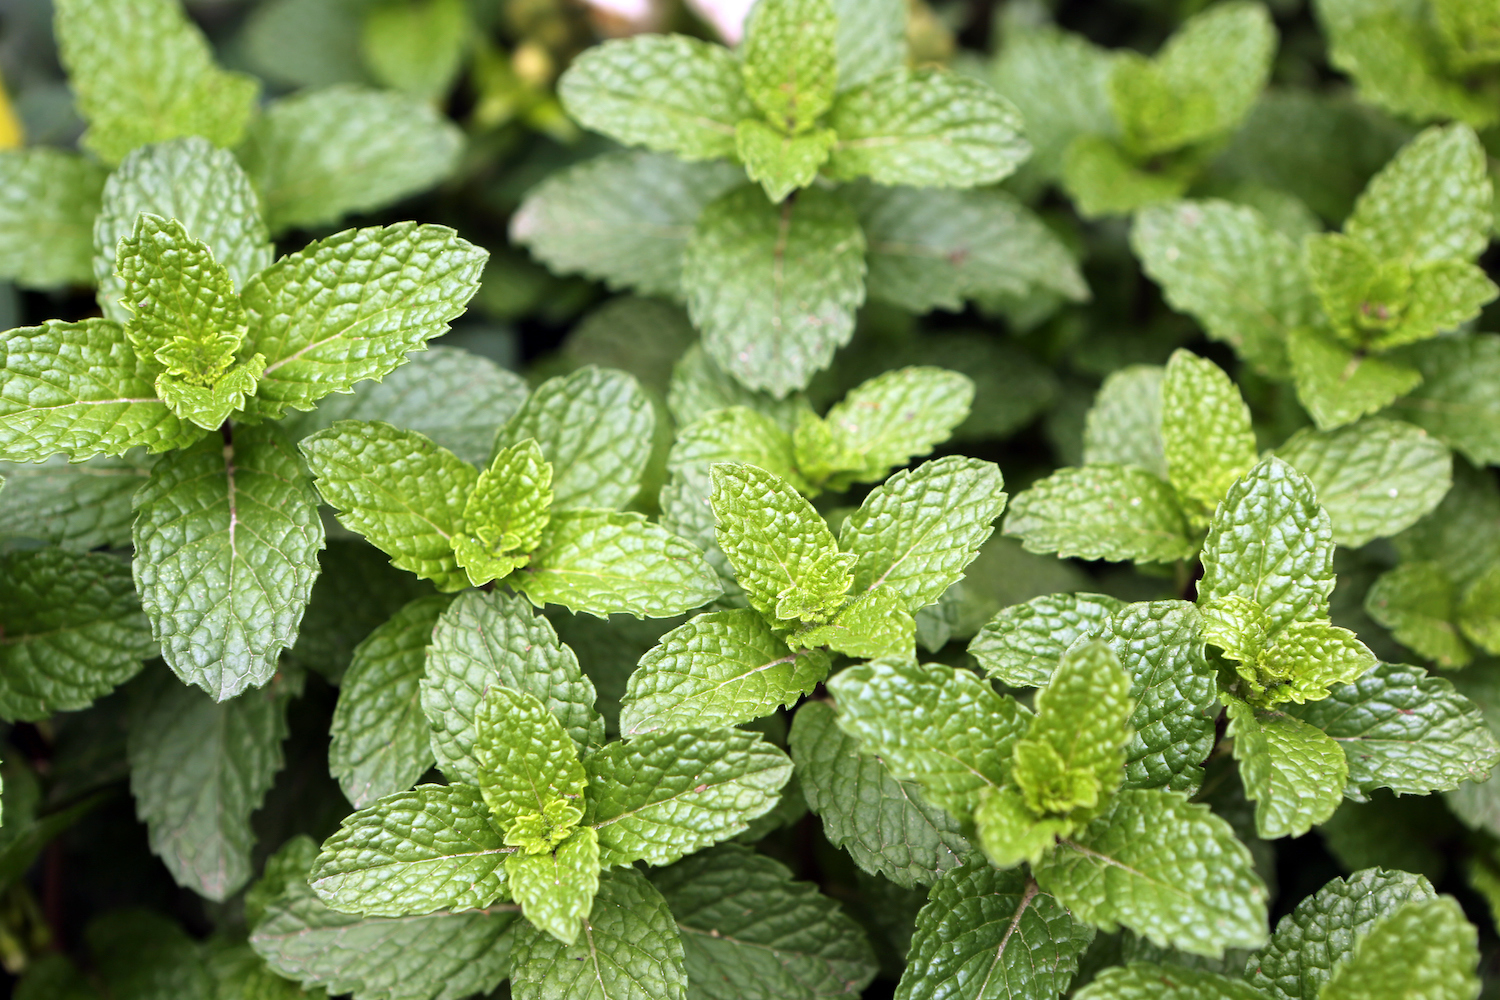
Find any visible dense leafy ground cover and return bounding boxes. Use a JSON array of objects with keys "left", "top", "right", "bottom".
[{"left": 0, "top": 0, "right": 1498, "bottom": 997}]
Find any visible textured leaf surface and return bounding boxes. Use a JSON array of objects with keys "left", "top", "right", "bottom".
[
  {"left": 741, "top": 0, "right": 837, "bottom": 133},
  {"left": 811, "top": 368, "right": 976, "bottom": 487},
  {"left": 652, "top": 843, "right": 877, "bottom": 1000},
  {"left": 1387, "top": 332, "right": 1500, "bottom": 466},
  {"left": 738, "top": 120, "right": 836, "bottom": 202},
  {"left": 1287, "top": 323, "right": 1423, "bottom": 431},
  {"left": 1319, "top": 896, "right": 1479, "bottom": 1000},
  {"left": 1003, "top": 464, "right": 1195, "bottom": 564},
  {"left": 505, "top": 826, "right": 599, "bottom": 945},
  {"left": 1015, "top": 641, "right": 1133, "bottom": 816},
  {"left": 789, "top": 701, "right": 971, "bottom": 889},
  {"left": 133, "top": 424, "right": 324, "bottom": 700},
  {"left": 1160, "top": 351, "right": 1257, "bottom": 524},
  {"left": 1082, "top": 365, "right": 1167, "bottom": 478},
  {"left": 0, "top": 549, "right": 153, "bottom": 721},
  {"left": 474, "top": 684, "right": 587, "bottom": 839},
  {"left": 0, "top": 148, "right": 108, "bottom": 289},
  {"left": 1227, "top": 701, "right": 1346, "bottom": 839},
  {"left": 0, "top": 451, "right": 150, "bottom": 550},
  {"left": 968, "top": 592, "right": 1123, "bottom": 689},
  {"left": 586, "top": 728, "right": 791, "bottom": 867},
  {"left": 1074, "top": 962, "right": 1264, "bottom": 1000}
]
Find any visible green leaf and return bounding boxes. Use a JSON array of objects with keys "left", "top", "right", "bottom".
[
  {"left": 1015, "top": 641, "right": 1133, "bottom": 815},
  {"left": 128, "top": 665, "right": 297, "bottom": 900},
  {"left": 515, "top": 509, "right": 722, "bottom": 619},
  {"left": 621, "top": 609, "right": 828, "bottom": 736},
  {"left": 789, "top": 700, "right": 972, "bottom": 888},
  {"left": 735, "top": 120, "right": 836, "bottom": 202},
  {"left": 300, "top": 420, "right": 476, "bottom": 592},
  {"left": 0, "top": 451, "right": 150, "bottom": 551},
  {"left": 134, "top": 423, "right": 325, "bottom": 700},
  {"left": 968, "top": 592, "right": 1124, "bottom": 689},
  {"left": 1276, "top": 419, "right": 1452, "bottom": 547},
  {"left": 1003, "top": 464, "right": 1196, "bottom": 564},
  {"left": 832, "top": 0, "right": 904, "bottom": 90},
  {"left": 1363, "top": 562, "right": 1470, "bottom": 668},
  {"left": 827, "top": 658, "right": 1027, "bottom": 815},
  {"left": 1245, "top": 866, "right": 1435, "bottom": 1000},
  {"left": 669, "top": 406, "right": 805, "bottom": 502},
  {"left": 0, "top": 148, "right": 108, "bottom": 290},
  {"left": 454, "top": 439, "right": 553, "bottom": 587},
  {"left": 683, "top": 185, "right": 866, "bottom": 398},
  {"left": 1074, "top": 962, "right": 1264, "bottom": 1000},
  {"left": 241, "top": 223, "right": 487, "bottom": 422},
  {"left": 740, "top": 0, "right": 837, "bottom": 133},
  {"left": 1160, "top": 350, "right": 1257, "bottom": 525},
  {"left": 895, "top": 861, "right": 1094, "bottom": 1000},
  {"left": 807, "top": 368, "right": 976, "bottom": 488},
  {"left": 1289, "top": 661, "right": 1500, "bottom": 797},
  {"left": 53, "top": 0, "right": 260, "bottom": 164},
  {"left": 240, "top": 85, "right": 463, "bottom": 235},
  {"left": 850, "top": 184, "right": 1090, "bottom": 313},
  {"left": 83, "top": 909, "right": 215, "bottom": 999},
  {"left": 492, "top": 366, "right": 653, "bottom": 512},
  {"left": 1062, "top": 134, "right": 1192, "bottom": 219},
  {"left": 510, "top": 867, "right": 685, "bottom": 1000},
  {"left": 1319, "top": 896, "right": 1479, "bottom": 1000},
  {"left": 505, "top": 826, "right": 600, "bottom": 945},
  {"left": 1393, "top": 460, "right": 1500, "bottom": 591},
  {"left": 826, "top": 69, "right": 1028, "bottom": 188},
  {"left": 667, "top": 343, "right": 808, "bottom": 433},
  {"left": 1287, "top": 324, "right": 1424, "bottom": 431},
  {"left": 1386, "top": 333, "right": 1500, "bottom": 466},
  {"left": 155, "top": 356, "right": 265, "bottom": 432},
  {"left": 118, "top": 213, "right": 247, "bottom": 373},
  {"left": 93, "top": 137, "right": 273, "bottom": 323},
  {"left": 585, "top": 728, "right": 791, "bottom": 867},
  {"left": 474, "top": 684, "right": 587, "bottom": 844},
  {"left": 511, "top": 152, "right": 744, "bottom": 300},
  {"left": 1227, "top": 700, "right": 1346, "bottom": 839},
  {"left": 1199, "top": 457, "right": 1334, "bottom": 632},
  {"left": 1033, "top": 789, "right": 1268, "bottom": 957},
  {"left": 309, "top": 783, "right": 509, "bottom": 917},
  {"left": 330, "top": 595, "right": 450, "bottom": 808},
  {"left": 359, "top": 0, "right": 468, "bottom": 101},
  {"left": 652, "top": 843, "right": 878, "bottom": 1000},
  {"left": 1132, "top": 201, "right": 1313, "bottom": 378},
  {"left": 423, "top": 590, "right": 603, "bottom": 783},
  {"left": 0, "top": 319, "right": 199, "bottom": 463},
  {"left": 1460, "top": 565, "right": 1500, "bottom": 654},
  {"left": 558, "top": 34, "right": 752, "bottom": 161},
  {"left": 1082, "top": 366, "right": 1168, "bottom": 479},
  {"left": 793, "top": 583, "right": 917, "bottom": 659}
]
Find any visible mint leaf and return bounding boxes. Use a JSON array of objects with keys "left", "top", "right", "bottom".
[
  {"left": 308, "top": 783, "right": 509, "bottom": 917},
  {"left": 827, "top": 69, "right": 1029, "bottom": 188},
  {"left": 832, "top": 0, "right": 904, "bottom": 89},
  {"left": 1287, "top": 324, "right": 1424, "bottom": 431},
  {"left": 53, "top": 0, "right": 260, "bottom": 164},
  {"left": 134, "top": 423, "right": 324, "bottom": 700},
  {"left": 360, "top": 0, "right": 468, "bottom": 101},
  {"left": 896, "top": 862, "right": 1094, "bottom": 1000},
  {"left": 1319, "top": 896, "right": 1480, "bottom": 1000},
  {"left": 423, "top": 590, "right": 603, "bottom": 782},
  {"left": 1033, "top": 789, "right": 1268, "bottom": 957},
  {"left": 1387, "top": 332, "right": 1500, "bottom": 466},
  {"left": 1082, "top": 366, "right": 1167, "bottom": 479},
  {"left": 621, "top": 609, "right": 828, "bottom": 736},
  {"left": 0, "top": 548, "right": 154, "bottom": 721},
  {"left": 473, "top": 684, "right": 587, "bottom": 842},
  {"left": 511, "top": 152, "right": 744, "bottom": 300},
  {"left": 1461, "top": 565, "right": 1500, "bottom": 653},
  {"left": 1003, "top": 464, "right": 1196, "bottom": 564},
  {"left": 559, "top": 35, "right": 752, "bottom": 161},
  {"left": 808, "top": 369, "right": 976, "bottom": 488},
  {"left": 684, "top": 185, "right": 866, "bottom": 398},
  {"left": 736, "top": 120, "right": 837, "bottom": 202},
  {"left": 669, "top": 405, "right": 805, "bottom": 497},
  {"left": 1160, "top": 350, "right": 1257, "bottom": 525},
  {"left": 300, "top": 421, "right": 475, "bottom": 592},
  {"left": 0, "top": 148, "right": 107, "bottom": 289},
  {"left": 329, "top": 595, "right": 450, "bottom": 808},
  {"left": 241, "top": 223, "right": 487, "bottom": 422},
  {"left": 505, "top": 826, "right": 600, "bottom": 945},
  {"left": 789, "top": 700, "right": 972, "bottom": 888},
  {"left": 1227, "top": 700, "right": 1346, "bottom": 839},
  {"left": 1393, "top": 461, "right": 1500, "bottom": 591},
  {"left": 0, "top": 451, "right": 150, "bottom": 551},
  {"left": 1075, "top": 962, "right": 1264, "bottom": 1000},
  {"left": 454, "top": 439, "right": 552, "bottom": 587},
  {"left": 741, "top": 0, "right": 837, "bottom": 134},
  {"left": 1016, "top": 641, "right": 1133, "bottom": 816},
  {"left": 792, "top": 583, "right": 916, "bottom": 659},
  {"left": 240, "top": 85, "right": 463, "bottom": 235},
  {"left": 968, "top": 592, "right": 1124, "bottom": 688},
  {"left": 652, "top": 843, "right": 878, "bottom": 1000},
  {"left": 667, "top": 343, "right": 808, "bottom": 432}
]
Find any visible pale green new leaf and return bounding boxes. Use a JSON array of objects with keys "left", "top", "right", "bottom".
[
  {"left": 586, "top": 728, "right": 791, "bottom": 867},
  {"left": 1083, "top": 366, "right": 1167, "bottom": 478},
  {"left": 0, "top": 451, "right": 150, "bottom": 550},
  {"left": 241, "top": 223, "right": 488, "bottom": 421},
  {"left": 1075, "top": 962, "right": 1264, "bottom": 1000},
  {"left": 683, "top": 185, "right": 866, "bottom": 398},
  {"left": 240, "top": 85, "right": 463, "bottom": 235},
  {"left": 454, "top": 439, "right": 552, "bottom": 587},
  {"left": 0, "top": 549, "right": 154, "bottom": 721},
  {"left": 53, "top": 0, "right": 260, "bottom": 164},
  {"left": 1033, "top": 789, "right": 1268, "bottom": 957},
  {"left": 1160, "top": 350, "right": 1257, "bottom": 524},
  {"left": 735, "top": 120, "right": 836, "bottom": 202},
  {"left": 968, "top": 592, "right": 1123, "bottom": 689},
  {"left": 506, "top": 827, "right": 600, "bottom": 946},
  {"left": 792, "top": 583, "right": 915, "bottom": 659},
  {"left": 1386, "top": 333, "right": 1500, "bottom": 466},
  {"left": 329, "top": 595, "right": 450, "bottom": 808},
  {"left": 813, "top": 369, "right": 976, "bottom": 486},
  {"left": 300, "top": 421, "right": 476, "bottom": 592},
  {"left": 1003, "top": 464, "right": 1196, "bottom": 564},
  {"left": 1319, "top": 896, "right": 1480, "bottom": 1000},
  {"left": 621, "top": 609, "right": 829, "bottom": 736},
  {"left": 1227, "top": 701, "right": 1346, "bottom": 839},
  {"left": 134, "top": 424, "right": 324, "bottom": 700},
  {"left": 1364, "top": 562, "right": 1470, "bottom": 668},
  {"left": 1016, "top": 641, "right": 1133, "bottom": 815},
  {"left": 473, "top": 684, "right": 587, "bottom": 840},
  {"left": 0, "top": 148, "right": 107, "bottom": 289},
  {"left": 789, "top": 701, "right": 972, "bottom": 889},
  {"left": 741, "top": 0, "right": 837, "bottom": 133},
  {"left": 1287, "top": 324, "right": 1424, "bottom": 430},
  {"left": 1062, "top": 134, "right": 1192, "bottom": 219},
  {"left": 308, "top": 784, "right": 509, "bottom": 917}
]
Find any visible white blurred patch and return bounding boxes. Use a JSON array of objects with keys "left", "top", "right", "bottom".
[
  {"left": 685, "top": 0, "right": 757, "bottom": 42},
  {"left": 585, "top": 0, "right": 655, "bottom": 19}
]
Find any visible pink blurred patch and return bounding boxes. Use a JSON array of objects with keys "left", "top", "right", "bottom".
[{"left": 686, "top": 0, "right": 757, "bottom": 43}]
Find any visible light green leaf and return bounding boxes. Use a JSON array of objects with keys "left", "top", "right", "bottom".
[
  {"left": 1287, "top": 324, "right": 1424, "bottom": 431},
  {"left": 1460, "top": 566, "right": 1500, "bottom": 654},
  {"left": 128, "top": 665, "right": 297, "bottom": 901},
  {"left": 667, "top": 344, "right": 808, "bottom": 433},
  {"left": 789, "top": 700, "right": 971, "bottom": 888},
  {"left": 653, "top": 843, "right": 878, "bottom": 1000},
  {"left": 454, "top": 439, "right": 552, "bottom": 587},
  {"left": 53, "top": 0, "right": 260, "bottom": 164},
  {"left": 668, "top": 406, "right": 806, "bottom": 504},
  {"left": 1364, "top": 561, "right": 1470, "bottom": 668},
  {"left": 511, "top": 152, "right": 744, "bottom": 300},
  {"left": 505, "top": 826, "right": 600, "bottom": 945},
  {"left": 510, "top": 867, "right": 686, "bottom": 1000},
  {"left": 1083, "top": 365, "right": 1168, "bottom": 478},
  {"left": 0, "top": 548, "right": 154, "bottom": 721},
  {"left": 792, "top": 583, "right": 916, "bottom": 659},
  {"left": 240, "top": 85, "right": 463, "bottom": 235},
  {"left": 558, "top": 34, "right": 752, "bottom": 161},
  {"left": 832, "top": 0, "right": 904, "bottom": 90},
  {"left": 241, "top": 223, "right": 487, "bottom": 422},
  {"left": 0, "top": 148, "right": 108, "bottom": 290},
  {"left": 1393, "top": 460, "right": 1500, "bottom": 591},
  {"left": 155, "top": 356, "right": 265, "bottom": 432},
  {"left": 1033, "top": 789, "right": 1268, "bottom": 957},
  {"left": 827, "top": 68, "right": 1029, "bottom": 188},
  {"left": 827, "top": 658, "right": 1027, "bottom": 815},
  {"left": 586, "top": 728, "right": 791, "bottom": 867},
  {"left": 1320, "top": 896, "right": 1479, "bottom": 1000},
  {"left": 0, "top": 451, "right": 150, "bottom": 551},
  {"left": 360, "top": 0, "right": 468, "bottom": 101},
  {"left": 1003, "top": 464, "right": 1196, "bottom": 564},
  {"left": 973, "top": 783, "right": 1073, "bottom": 870},
  {"left": 134, "top": 423, "right": 324, "bottom": 700},
  {"left": 492, "top": 366, "right": 652, "bottom": 512},
  {"left": 735, "top": 120, "right": 836, "bottom": 202},
  {"left": 309, "top": 784, "right": 509, "bottom": 917},
  {"left": 300, "top": 421, "right": 476, "bottom": 592},
  {"left": 741, "top": 0, "right": 837, "bottom": 133},
  {"left": 621, "top": 609, "right": 828, "bottom": 736},
  {"left": 808, "top": 368, "right": 975, "bottom": 488},
  {"left": 1074, "top": 962, "right": 1265, "bottom": 1000},
  {"left": 422, "top": 590, "right": 603, "bottom": 783},
  {"left": 1016, "top": 641, "right": 1133, "bottom": 815},
  {"left": 968, "top": 592, "right": 1124, "bottom": 689},
  {"left": 1227, "top": 700, "right": 1346, "bottom": 839},
  {"left": 1386, "top": 332, "right": 1500, "bottom": 466},
  {"left": 1061, "top": 134, "right": 1192, "bottom": 219},
  {"left": 329, "top": 595, "right": 450, "bottom": 808},
  {"left": 474, "top": 684, "right": 587, "bottom": 843},
  {"left": 683, "top": 185, "right": 866, "bottom": 398},
  {"left": 1160, "top": 350, "right": 1257, "bottom": 525}
]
